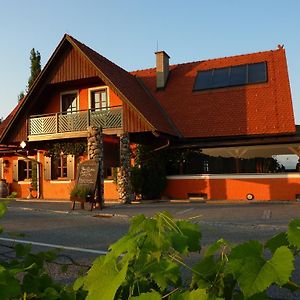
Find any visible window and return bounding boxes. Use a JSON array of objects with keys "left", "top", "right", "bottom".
[
  {"left": 90, "top": 88, "right": 108, "bottom": 111},
  {"left": 44, "top": 154, "right": 75, "bottom": 181},
  {"left": 194, "top": 62, "right": 267, "bottom": 91},
  {"left": 13, "top": 158, "right": 35, "bottom": 182},
  {"left": 61, "top": 92, "right": 78, "bottom": 114},
  {"left": 52, "top": 155, "right": 68, "bottom": 179}
]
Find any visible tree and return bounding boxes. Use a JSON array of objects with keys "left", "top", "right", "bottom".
[
  {"left": 27, "top": 48, "right": 41, "bottom": 90},
  {"left": 18, "top": 91, "right": 25, "bottom": 102}
]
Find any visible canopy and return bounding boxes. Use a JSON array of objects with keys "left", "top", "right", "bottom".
[{"left": 201, "top": 143, "right": 300, "bottom": 158}]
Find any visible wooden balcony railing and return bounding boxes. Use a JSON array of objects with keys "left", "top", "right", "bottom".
[{"left": 28, "top": 106, "right": 122, "bottom": 136}]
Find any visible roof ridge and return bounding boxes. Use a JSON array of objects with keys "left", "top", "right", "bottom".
[{"left": 131, "top": 48, "right": 282, "bottom": 73}]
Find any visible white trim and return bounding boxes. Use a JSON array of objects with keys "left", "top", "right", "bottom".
[
  {"left": 17, "top": 156, "right": 35, "bottom": 183},
  {"left": 88, "top": 86, "right": 110, "bottom": 109},
  {"left": 17, "top": 181, "right": 32, "bottom": 185},
  {"left": 50, "top": 180, "right": 72, "bottom": 184},
  {"left": 167, "top": 173, "right": 300, "bottom": 180},
  {"left": 104, "top": 179, "right": 114, "bottom": 183},
  {"left": 60, "top": 90, "right": 79, "bottom": 112}
]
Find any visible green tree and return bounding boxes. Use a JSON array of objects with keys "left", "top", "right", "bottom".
[
  {"left": 18, "top": 90, "right": 25, "bottom": 102},
  {"left": 27, "top": 48, "right": 41, "bottom": 90}
]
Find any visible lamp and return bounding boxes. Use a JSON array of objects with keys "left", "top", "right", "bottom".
[{"left": 20, "top": 141, "right": 26, "bottom": 149}]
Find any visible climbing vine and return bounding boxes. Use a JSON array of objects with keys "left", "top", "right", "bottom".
[{"left": 44, "top": 142, "right": 87, "bottom": 158}]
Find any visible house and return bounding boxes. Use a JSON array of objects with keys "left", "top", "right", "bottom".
[{"left": 0, "top": 34, "right": 299, "bottom": 201}]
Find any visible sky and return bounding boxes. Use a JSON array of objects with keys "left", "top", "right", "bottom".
[{"left": 0, "top": 0, "right": 300, "bottom": 123}]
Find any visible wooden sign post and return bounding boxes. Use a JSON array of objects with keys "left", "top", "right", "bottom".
[{"left": 72, "top": 160, "right": 101, "bottom": 210}]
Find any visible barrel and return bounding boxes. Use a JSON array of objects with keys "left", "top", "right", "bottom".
[{"left": 0, "top": 179, "right": 8, "bottom": 198}]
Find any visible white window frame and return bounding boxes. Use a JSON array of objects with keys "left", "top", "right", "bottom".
[
  {"left": 88, "top": 86, "right": 110, "bottom": 110},
  {"left": 60, "top": 90, "right": 79, "bottom": 113},
  {"left": 17, "top": 156, "right": 34, "bottom": 183}
]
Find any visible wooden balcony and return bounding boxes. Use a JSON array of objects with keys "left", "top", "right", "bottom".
[{"left": 28, "top": 106, "right": 122, "bottom": 141}]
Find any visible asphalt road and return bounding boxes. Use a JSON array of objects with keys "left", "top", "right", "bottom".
[
  {"left": 1, "top": 200, "right": 300, "bottom": 299},
  {"left": 1, "top": 200, "right": 299, "bottom": 256}
]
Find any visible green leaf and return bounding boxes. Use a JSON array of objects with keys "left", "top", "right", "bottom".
[
  {"left": 73, "top": 275, "right": 85, "bottom": 291},
  {"left": 82, "top": 255, "right": 128, "bottom": 300},
  {"left": 170, "top": 288, "right": 209, "bottom": 300},
  {"left": 0, "top": 202, "right": 6, "bottom": 218},
  {"left": 41, "top": 287, "right": 60, "bottom": 300},
  {"left": 287, "top": 219, "right": 300, "bottom": 249},
  {"left": 227, "top": 242, "right": 294, "bottom": 298},
  {"left": 192, "top": 256, "right": 218, "bottom": 285},
  {"left": 129, "top": 290, "right": 162, "bottom": 299},
  {"left": 265, "top": 232, "right": 289, "bottom": 253},
  {"left": 146, "top": 258, "right": 181, "bottom": 290},
  {"left": 205, "top": 238, "right": 229, "bottom": 257},
  {"left": 15, "top": 243, "right": 32, "bottom": 257},
  {"left": 175, "top": 220, "right": 201, "bottom": 252}
]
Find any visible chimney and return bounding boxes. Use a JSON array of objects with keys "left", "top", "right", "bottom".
[{"left": 155, "top": 51, "right": 170, "bottom": 89}]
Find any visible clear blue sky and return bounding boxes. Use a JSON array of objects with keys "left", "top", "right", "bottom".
[{"left": 1, "top": 0, "right": 299, "bottom": 122}]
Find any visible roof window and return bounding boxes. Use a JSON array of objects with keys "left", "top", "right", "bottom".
[{"left": 194, "top": 62, "right": 267, "bottom": 91}]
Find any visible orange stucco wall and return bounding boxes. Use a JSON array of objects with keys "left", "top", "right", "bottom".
[
  {"left": 164, "top": 174, "right": 300, "bottom": 201},
  {"left": 42, "top": 85, "right": 122, "bottom": 115}
]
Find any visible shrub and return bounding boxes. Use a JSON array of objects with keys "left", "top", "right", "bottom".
[{"left": 70, "top": 186, "right": 93, "bottom": 199}]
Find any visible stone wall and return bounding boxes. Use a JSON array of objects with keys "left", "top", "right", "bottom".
[{"left": 87, "top": 126, "right": 104, "bottom": 205}]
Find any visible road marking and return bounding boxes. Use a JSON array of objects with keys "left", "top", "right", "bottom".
[
  {"left": 175, "top": 208, "right": 194, "bottom": 215},
  {"left": 262, "top": 209, "right": 272, "bottom": 220},
  {"left": 0, "top": 237, "right": 108, "bottom": 255}
]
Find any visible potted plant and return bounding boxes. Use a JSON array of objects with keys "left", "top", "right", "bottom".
[{"left": 70, "top": 185, "right": 94, "bottom": 210}]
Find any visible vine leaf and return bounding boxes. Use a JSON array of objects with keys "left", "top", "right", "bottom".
[
  {"left": 205, "top": 238, "right": 229, "bottom": 257},
  {"left": 227, "top": 241, "right": 294, "bottom": 298},
  {"left": 129, "top": 290, "right": 162, "bottom": 299},
  {"left": 80, "top": 256, "right": 128, "bottom": 300},
  {"left": 146, "top": 258, "right": 181, "bottom": 290},
  {"left": 287, "top": 219, "right": 300, "bottom": 249},
  {"left": 265, "top": 232, "right": 289, "bottom": 253},
  {"left": 175, "top": 220, "right": 201, "bottom": 253},
  {"left": 169, "top": 288, "right": 210, "bottom": 300}
]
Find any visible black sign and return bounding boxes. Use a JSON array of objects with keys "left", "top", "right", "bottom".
[{"left": 76, "top": 160, "right": 99, "bottom": 193}]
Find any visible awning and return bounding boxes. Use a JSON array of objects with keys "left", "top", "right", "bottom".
[{"left": 201, "top": 143, "right": 300, "bottom": 158}]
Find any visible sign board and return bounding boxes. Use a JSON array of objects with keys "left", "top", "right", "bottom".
[{"left": 76, "top": 160, "right": 99, "bottom": 193}]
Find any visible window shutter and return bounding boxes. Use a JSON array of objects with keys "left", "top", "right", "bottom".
[
  {"left": 0, "top": 158, "right": 3, "bottom": 179},
  {"left": 13, "top": 160, "right": 18, "bottom": 182},
  {"left": 44, "top": 156, "right": 52, "bottom": 180},
  {"left": 67, "top": 155, "right": 75, "bottom": 180}
]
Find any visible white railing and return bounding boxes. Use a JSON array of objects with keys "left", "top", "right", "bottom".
[{"left": 28, "top": 107, "right": 122, "bottom": 135}]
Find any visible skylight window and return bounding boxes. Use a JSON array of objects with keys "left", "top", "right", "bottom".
[{"left": 194, "top": 62, "right": 267, "bottom": 91}]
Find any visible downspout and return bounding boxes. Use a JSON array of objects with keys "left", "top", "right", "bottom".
[{"left": 151, "top": 131, "right": 170, "bottom": 152}]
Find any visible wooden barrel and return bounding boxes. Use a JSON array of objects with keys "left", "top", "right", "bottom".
[{"left": 0, "top": 179, "right": 8, "bottom": 198}]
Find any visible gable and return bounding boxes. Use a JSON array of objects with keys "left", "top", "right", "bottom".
[{"left": 49, "top": 44, "right": 99, "bottom": 84}]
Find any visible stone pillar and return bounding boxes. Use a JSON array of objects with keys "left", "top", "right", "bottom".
[
  {"left": 118, "top": 132, "right": 134, "bottom": 203},
  {"left": 87, "top": 126, "right": 104, "bottom": 207}
]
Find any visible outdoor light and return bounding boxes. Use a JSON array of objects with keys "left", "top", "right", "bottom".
[{"left": 20, "top": 141, "right": 26, "bottom": 149}]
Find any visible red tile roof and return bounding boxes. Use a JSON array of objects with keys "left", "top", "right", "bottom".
[
  {"left": 0, "top": 36, "right": 295, "bottom": 143},
  {"left": 132, "top": 48, "right": 295, "bottom": 138},
  {"left": 0, "top": 98, "right": 24, "bottom": 142}
]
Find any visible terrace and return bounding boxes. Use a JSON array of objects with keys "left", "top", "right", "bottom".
[{"left": 27, "top": 106, "right": 122, "bottom": 141}]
